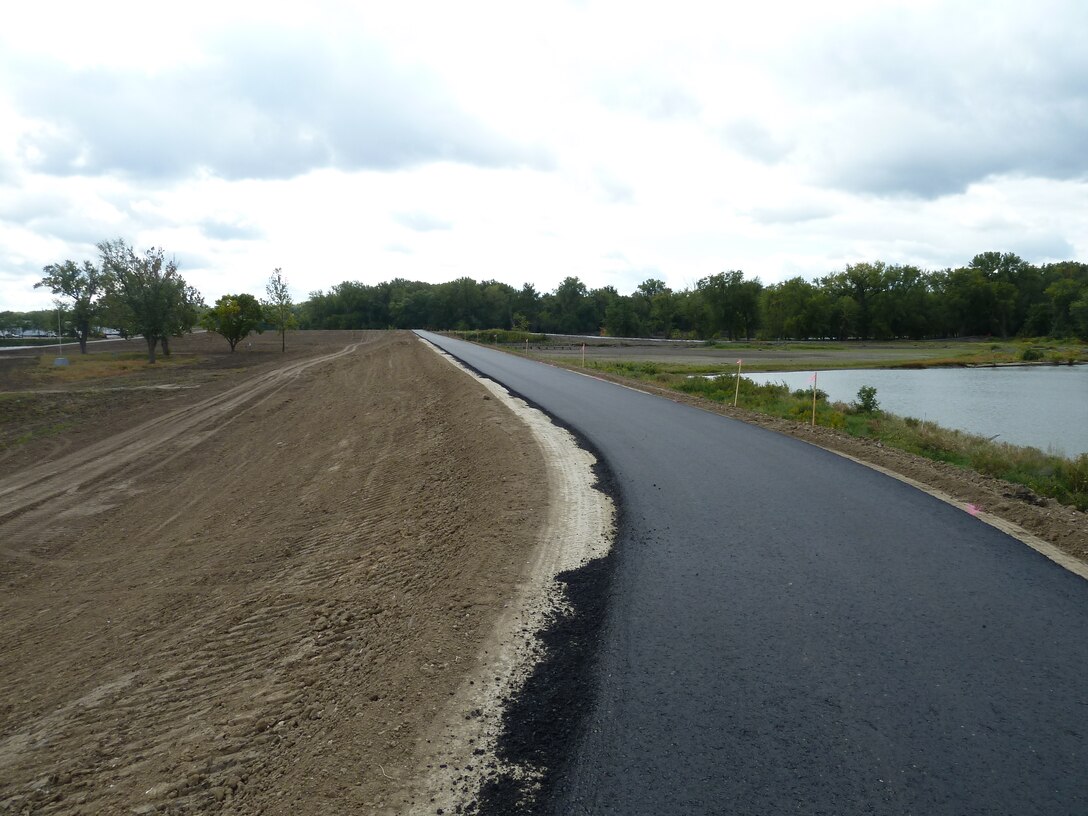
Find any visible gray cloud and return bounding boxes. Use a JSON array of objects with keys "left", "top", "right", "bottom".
[
  {"left": 604, "top": 265, "right": 666, "bottom": 297},
  {"left": 171, "top": 250, "right": 212, "bottom": 272},
  {"left": 1006, "top": 233, "right": 1077, "bottom": 264},
  {"left": 594, "top": 70, "right": 701, "bottom": 120},
  {"left": 722, "top": 119, "right": 794, "bottom": 164},
  {"left": 200, "top": 219, "right": 264, "bottom": 241},
  {"left": 393, "top": 211, "right": 452, "bottom": 232},
  {"left": 0, "top": 274, "right": 44, "bottom": 309},
  {"left": 7, "top": 27, "right": 551, "bottom": 182},
  {"left": 745, "top": 201, "right": 835, "bottom": 225},
  {"left": 595, "top": 170, "right": 634, "bottom": 204},
  {"left": 32, "top": 218, "right": 115, "bottom": 247},
  {"left": 0, "top": 189, "right": 69, "bottom": 222},
  {"left": 773, "top": 4, "right": 1088, "bottom": 198},
  {"left": 0, "top": 189, "right": 123, "bottom": 247},
  {"left": 0, "top": 254, "right": 43, "bottom": 281}
]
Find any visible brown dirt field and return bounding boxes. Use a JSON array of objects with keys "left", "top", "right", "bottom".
[{"left": 0, "top": 331, "right": 546, "bottom": 815}]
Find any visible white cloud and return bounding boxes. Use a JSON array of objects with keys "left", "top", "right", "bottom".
[
  {"left": 1, "top": 0, "right": 1086, "bottom": 312},
  {"left": 393, "top": 211, "right": 453, "bottom": 232},
  {"left": 5, "top": 28, "right": 549, "bottom": 182}
]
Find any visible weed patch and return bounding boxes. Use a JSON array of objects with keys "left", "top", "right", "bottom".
[{"left": 26, "top": 352, "right": 197, "bottom": 385}]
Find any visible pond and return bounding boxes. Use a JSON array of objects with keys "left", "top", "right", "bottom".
[{"left": 740, "top": 365, "right": 1088, "bottom": 457}]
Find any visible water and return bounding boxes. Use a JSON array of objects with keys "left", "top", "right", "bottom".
[{"left": 739, "top": 365, "right": 1088, "bottom": 457}]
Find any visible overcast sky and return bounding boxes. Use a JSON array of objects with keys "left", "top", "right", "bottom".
[{"left": 2, "top": 0, "right": 1087, "bottom": 311}]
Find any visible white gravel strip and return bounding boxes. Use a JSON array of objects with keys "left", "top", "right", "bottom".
[{"left": 403, "top": 338, "right": 615, "bottom": 815}]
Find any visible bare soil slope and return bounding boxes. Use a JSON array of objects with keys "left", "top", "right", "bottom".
[{"left": 0, "top": 331, "right": 545, "bottom": 815}]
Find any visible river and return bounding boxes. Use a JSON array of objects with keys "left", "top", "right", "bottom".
[{"left": 740, "top": 365, "right": 1088, "bottom": 457}]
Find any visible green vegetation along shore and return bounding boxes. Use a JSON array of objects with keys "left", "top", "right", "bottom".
[
  {"left": 447, "top": 333, "right": 1087, "bottom": 512},
  {"left": 578, "top": 357, "right": 1087, "bottom": 511}
]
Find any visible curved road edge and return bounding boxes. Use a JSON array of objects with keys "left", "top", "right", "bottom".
[
  {"left": 559, "top": 361, "right": 1088, "bottom": 583},
  {"left": 497, "top": 354, "right": 1088, "bottom": 584},
  {"left": 405, "top": 336, "right": 617, "bottom": 815},
  {"left": 808, "top": 444, "right": 1088, "bottom": 582}
]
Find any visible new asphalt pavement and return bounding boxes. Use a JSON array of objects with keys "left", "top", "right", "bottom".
[{"left": 418, "top": 332, "right": 1088, "bottom": 815}]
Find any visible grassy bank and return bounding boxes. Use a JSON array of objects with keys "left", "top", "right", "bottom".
[
  {"left": 698, "top": 338, "right": 1086, "bottom": 369},
  {"left": 23, "top": 351, "right": 195, "bottom": 384},
  {"left": 584, "top": 359, "right": 1088, "bottom": 511}
]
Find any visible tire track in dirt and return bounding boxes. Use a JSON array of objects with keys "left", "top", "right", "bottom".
[
  {"left": 0, "top": 339, "right": 366, "bottom": 533},
  {"left": 0, "top": 331, "right": 548, "bottom": 815}
]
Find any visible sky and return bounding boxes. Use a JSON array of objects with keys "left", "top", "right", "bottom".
[{"left": 2, "top": 0, "right": 1087, "bottom": 311}]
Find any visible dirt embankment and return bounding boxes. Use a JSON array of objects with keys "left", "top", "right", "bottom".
[{"left": 0, "top": 331, "right": 547, "bottom": 815}]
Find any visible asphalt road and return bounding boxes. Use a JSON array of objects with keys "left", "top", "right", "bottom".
[{"left": 418, "top": 332, "right": 1088, "bottom": 815}]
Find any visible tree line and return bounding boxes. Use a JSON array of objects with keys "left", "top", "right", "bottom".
[
  {"left": 13, "top": 247, "right": 1087, "bottom": 357},
  {"left": 300, "top": 252, "right": 1088, "bottom": 340},
  {"left": 20, "top": 239, "right": 296, "bottom": 362}
]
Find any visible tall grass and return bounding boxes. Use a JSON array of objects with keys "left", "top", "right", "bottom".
[
  {"left": 674, "top": 374, "right": 847, "bottom": 428},
  {"left": 29, "top": 352, "right": 191, "bottom": 384}
]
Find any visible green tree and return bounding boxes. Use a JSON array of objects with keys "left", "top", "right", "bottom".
[
  {"left": 695, "top": 271, "right": 739, "bottom": 339},
  {"left": 264, "top": 268, "right": 297, "bottom": 351},
  {"left": 735, "top": 278, "right": 763, "bottom": 340},
  {"left": 482, "top": 280, "right": 516, "bottom": 329},
  {"left": 632, "top": 279, "right": 677, "bottom": 337},
  {"left": 202, "top": 294, "right": 265, "bottom": 351},
  {"left": 821, "top": 262, "right": 886, "bottom": 340},
  {"left": 513, "top": 283, "right": 542, "bottom": 330},
  {"left": 869, "top": 264, "right": 931, "bottom": 339},
  {"left": 553, "top": 277, "right": 597, "bottom": 334},
  {"left": 1069, "top": 294, "right": 1088, "bottom": 339},
  {"left": 161, "top": 283, "right": 205, "bottom": 357},
  {"left": 855, "top": 385, "right": 880, "bottom": 413},
  {"left": 695, "top": 271, "right": 761, "bottom": 339},
  {"left": 935, "top": 266, "right": 1011, "bottom": 337},
  {"left": 1041, "top": 270, "right": 1088, "bottom": 338},
  {"left": 589, "top": 286, "right": 620, "bottom": 334},
  {"left": 604, "top": 296, "right": 641, "bottom": 337},
  {"left": 761, "top": 277, "right": 821, "bottom": 339},
  {"left": 34, "top": 260, "right": 105, "bottom": 353},
  {"left": 98, "top": 239, "right": 200, "bottom": 363},
  {"left": 969, "top": 252, "right": 1040, "bottom": 336}
]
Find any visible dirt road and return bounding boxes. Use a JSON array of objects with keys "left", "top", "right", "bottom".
[{"left": 0, "top": 331, "right": 546, "bottom": 814}]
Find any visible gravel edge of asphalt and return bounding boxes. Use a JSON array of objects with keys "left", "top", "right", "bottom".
[{"left": 407, "top": 339, "right": 617, "bottom": 815}]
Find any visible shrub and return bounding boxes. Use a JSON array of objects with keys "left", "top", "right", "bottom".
[
  {"left": 598, "top": 361, "right": 1088, "bottom": 510},
  {"left": 1020, "top": 347, "right": 1044, "bottom": 361},
  {"left": 1058, "top": 454, "right": 1088, "bottom": 496},
  {"left": 855, "top": 385, "right": 880, "bottom": 413}
]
